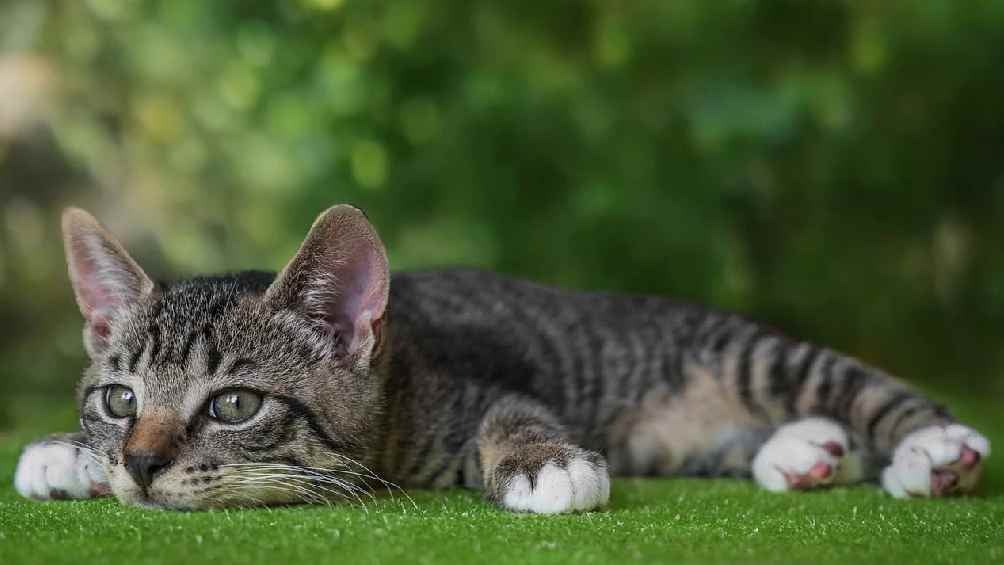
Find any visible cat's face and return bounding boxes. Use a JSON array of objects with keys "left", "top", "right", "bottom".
[{"left": 62, "top": 206, "right": 390, "bottom": 509}]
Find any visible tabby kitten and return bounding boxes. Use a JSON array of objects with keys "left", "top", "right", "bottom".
[{"left": 14, "top": 205, "right": 990, "bottom": 512}]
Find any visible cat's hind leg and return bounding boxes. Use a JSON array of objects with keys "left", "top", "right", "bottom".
[
  {"left": 881, "top": 424, "right": 989, "bottom": 498},
  {"left": 478, "top": 395, "right": 610, "bottom": 514},
  {"left": 685, "top": 313, "right": 991, "bottom": 497},
  {"left": 14, "top": 432, "right": 110, "bottom": 501},
  {"left": 751, "top": 418, "right": 991, "bottom": 496}
]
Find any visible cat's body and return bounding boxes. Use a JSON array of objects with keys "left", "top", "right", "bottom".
[
  {"left": 380, "top": 269, "right": 971, "bottom": 493},
  {"left": 14, "top": 206, "right": 991, "bottom": 512},
  {"left": 385, "top": 269, "right": 895, "bottom": 485}
]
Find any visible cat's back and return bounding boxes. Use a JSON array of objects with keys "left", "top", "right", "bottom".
[
  {"left": 389, "top": 267, "right": 687, "bottom": 330},
  {"left": 387, "top": 268, "right": 701, "bottom": 395}
]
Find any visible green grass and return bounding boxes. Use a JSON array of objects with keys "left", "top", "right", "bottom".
[{"left": 2, "top": 393, "right": 1003, "bottom": 565}]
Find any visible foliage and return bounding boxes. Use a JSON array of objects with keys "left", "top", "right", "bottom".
[{"left": 2, "top": 0, "right": 1004, "bottom": 427}]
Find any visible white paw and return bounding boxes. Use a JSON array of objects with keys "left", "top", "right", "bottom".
[
  {"left": 882, "top": 424, "right": 990, "bottom": 498},
  {"left": 753, "top": 417, "right": 860, "bottom": 492},
  {"left": 502, "top": 458, "right": 610, "bottom": 514},
  {"left": 14, "top": 440, "right": 110, "bottom": 501}
]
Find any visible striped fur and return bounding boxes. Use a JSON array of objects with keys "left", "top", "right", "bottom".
[
  {"left": 17, "top": 206, "right": 971, "bottom": 509},
  {"left": 382, "top": 270, "right": 951, "bottom": 488}
]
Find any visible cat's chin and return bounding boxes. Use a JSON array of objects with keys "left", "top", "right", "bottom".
[
  {"left": 126, "top": 498, "right": 179, "bottom": 510},
  {"left": 115, "top": 491, "right": 178, "bottom": 510},
  {"left": 113, "top": 484, "right": 303, "bottom": 510},
  {"left": 112, "top": 486, "right": 207, "bottom": 510}
]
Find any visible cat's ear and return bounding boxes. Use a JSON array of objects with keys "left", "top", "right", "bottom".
[
  {"left": 62, "top": 208, "right": 155, "bottom": 357},
  {"left": 266, "top": 205, "right": 390, "bottom": 362}
]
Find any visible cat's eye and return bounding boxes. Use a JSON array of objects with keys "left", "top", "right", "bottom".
[
  {"left": 105, "top": 385, "right": 137, "bottom": 418},
  {"left": 209, "top": 390, "right": 262, "bottom": 424}
]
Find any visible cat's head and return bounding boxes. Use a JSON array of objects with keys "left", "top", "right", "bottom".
[{"left": 62, "top": 205, "right": 390, "bottom": 508}]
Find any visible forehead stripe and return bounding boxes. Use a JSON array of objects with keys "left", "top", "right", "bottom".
[
  {"left": 128, "top": 346, "right": 143, "bottom": 373},
  {"left": 147, "top": 324, "right": 162, "bottom": 367},
  {"left": 202, "top": 324, "right": 222, "bottom": 375},
  {"left": 178, "top": 329, "right": 199, "bottom": 366}
]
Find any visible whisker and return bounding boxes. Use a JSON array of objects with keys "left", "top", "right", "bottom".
[
  {"left": 220, "top": 467, "right": 366, "bottom": 508},
  {"left": 50, "top": 440, "right": 108, "bottom": 470},
  {"left": 219, "top": 459, "right": 415, "bottom": 510},
  {"left": 305, "top": 458, "right": 417, "bottom": 509},
  {"left": 230, "top": 473, "right": 339, "bottom": 506},
  {"left": 210, "top": 485, "right": 268, "bottom": 508},
  {"left": 51, "top": 440, "right": 102, "bottom": 459},
  {"left": 224, "top": 476, "right": 327, "bottom": 506},
  {"left": 223, "top": 464, "right": 374, "bottom": 506},
  {"left": 324, "top": 455, "right": 417, "bottom": 508},
  {"left": 241, "top": 459, "right": 411, "bottom": 504}
]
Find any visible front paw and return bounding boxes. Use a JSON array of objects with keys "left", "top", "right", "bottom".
[
  {"left": 882, "top": 424, "right": 990, "bottom": 498},
  {"left": 14, "top": 439, "right": 110, "bottom": 501},
  {"left": 490, "top": 444, "right": 610, "bottom": 514}
]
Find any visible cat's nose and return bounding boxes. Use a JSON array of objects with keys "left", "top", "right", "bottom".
[
  {"left": 125, "top": 451, "right": 173, "bottom": 489},
  {"left": 122, "top": 408, "right": 182, "bottom": 491}
]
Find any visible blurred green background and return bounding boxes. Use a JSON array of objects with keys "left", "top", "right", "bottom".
[{"left": 1, "top": 0, "right": 1004, "bottom": 436}]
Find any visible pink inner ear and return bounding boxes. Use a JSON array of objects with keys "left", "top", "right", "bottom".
[
  {"left": 329, "top": 250, "right": 386, "bottom": 355},
  {"left": 300, "top": 243, "right": 388, "bottom": 358},
  {"left": 348, "top": 250, "right": 387, "bottom": 321},
  {"left": 72, "top": 243, "right": 123, "bottom": 323},
  {"left": 90, "top": 314, "right": 111, "bottom": 341},
  {"left": 66, "top": 229, "right": 150, "bottom": 342}
]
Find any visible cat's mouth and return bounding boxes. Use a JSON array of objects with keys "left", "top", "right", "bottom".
[
  {"left": 110, "top": 472, "right": 215, "bottom": 510},
  {"left": 107, "top": 458, "right": 239, "bottom": 509},
  {"left": 113, "top": 474, "right": 293, "bottom": 510}
]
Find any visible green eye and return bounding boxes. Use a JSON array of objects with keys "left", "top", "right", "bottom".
[
  {"left": 105, "top": 385, "right": 137, "bottom": 418},
  {"left": 209, "top": 390, "right": 262, "bottom": 424}
]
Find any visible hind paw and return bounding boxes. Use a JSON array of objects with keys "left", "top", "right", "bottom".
[
  {"left": 882, "top": 424, "right": 990, "bottom": 498},
  {"left": 753, "top": 418, "right": 861, "bottom": 492}
]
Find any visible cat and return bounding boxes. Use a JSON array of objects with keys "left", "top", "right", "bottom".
[{"left": 13, "top": 205, "right": 990, "bottom": 512}]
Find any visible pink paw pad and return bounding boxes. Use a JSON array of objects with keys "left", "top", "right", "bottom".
[
  {"left": 959, "top": 446, "right": 981, "bottom": 470},
  {"left": 89, "top": 483, "right": 111, "bottom": 497},
  {"left": 931, "top": 469, "right": 959, "bottom": 496},
  {"left": 783, "top": 462, "right": 833, "bottom": 489}
]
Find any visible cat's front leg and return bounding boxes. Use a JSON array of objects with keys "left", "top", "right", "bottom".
[
  {"left": 14, "top": 432, "right": 111, "bottom": 501},
  {"left": 477, "top": 395, "right": 610, "bottom": 514}
]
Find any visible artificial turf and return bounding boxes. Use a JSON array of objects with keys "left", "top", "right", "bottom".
[{"left": 1, "top": 396, "right": 1002, "bottom": 565}]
